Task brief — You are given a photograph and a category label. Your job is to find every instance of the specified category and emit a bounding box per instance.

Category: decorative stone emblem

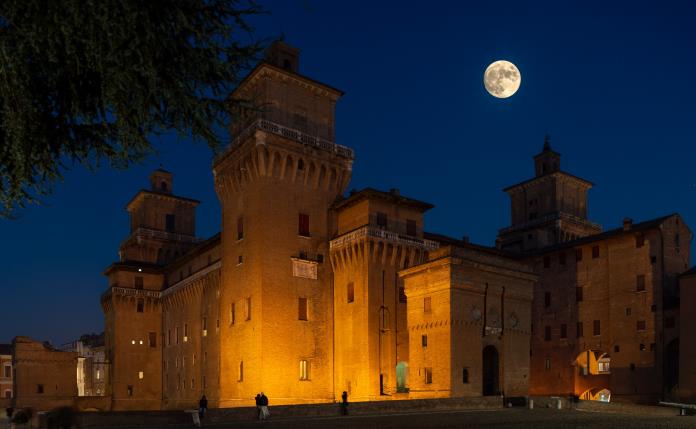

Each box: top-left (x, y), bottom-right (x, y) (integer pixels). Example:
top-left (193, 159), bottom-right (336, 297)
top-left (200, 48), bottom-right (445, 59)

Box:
top-left (471, 308), bottom-right (482, 321)
top-left (509, 313), bottom-right (519, 327)
top-left (292, 258), bottom-right (317, 279)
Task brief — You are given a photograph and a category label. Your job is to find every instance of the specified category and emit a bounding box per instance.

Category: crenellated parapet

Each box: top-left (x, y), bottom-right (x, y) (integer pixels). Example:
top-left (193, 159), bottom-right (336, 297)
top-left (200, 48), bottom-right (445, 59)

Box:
top-left (213, 120), bottom-right (353, 204)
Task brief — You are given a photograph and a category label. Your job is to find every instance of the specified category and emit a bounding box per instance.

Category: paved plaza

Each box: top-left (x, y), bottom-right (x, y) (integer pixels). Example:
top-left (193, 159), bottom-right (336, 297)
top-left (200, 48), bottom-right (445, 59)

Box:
top-left (81, 408), bottom-right (695, 429)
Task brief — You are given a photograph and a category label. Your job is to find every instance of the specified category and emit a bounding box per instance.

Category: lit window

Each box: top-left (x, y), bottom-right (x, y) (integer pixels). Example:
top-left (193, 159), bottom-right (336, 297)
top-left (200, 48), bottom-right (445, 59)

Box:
top-left (139, 340), bottom-right (143, 345)
top-left (131, 340), bottom-right (135, 345)
top-left (96, 370), bottom-right (101, 380)
top-left (598, 359), bottom-right (610, 373)
top-left (300, 360), bottom-right (310, 380)
top-left (138, 371), bottom-right (144, 380)
top-left (203, 317), bottom-right (207, 336)
top-left (545, 359), bottom-right (551, 370)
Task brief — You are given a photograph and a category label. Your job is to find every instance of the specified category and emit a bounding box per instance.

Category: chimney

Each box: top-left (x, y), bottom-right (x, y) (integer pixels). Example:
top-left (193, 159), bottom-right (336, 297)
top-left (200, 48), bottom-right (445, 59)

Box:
top-left (623, 217), bottom-right (633, 231)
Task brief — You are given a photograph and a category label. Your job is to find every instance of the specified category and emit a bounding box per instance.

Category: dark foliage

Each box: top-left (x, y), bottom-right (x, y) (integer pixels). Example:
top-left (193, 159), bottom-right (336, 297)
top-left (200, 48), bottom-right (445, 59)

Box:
top-left (0, 0), bottom-right (265, 216)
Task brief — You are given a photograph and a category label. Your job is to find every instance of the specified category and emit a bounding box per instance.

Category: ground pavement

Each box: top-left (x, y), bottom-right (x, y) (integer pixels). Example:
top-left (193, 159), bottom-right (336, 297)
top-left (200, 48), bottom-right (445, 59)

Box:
top-left (96, 408), bottom-right (696, 429)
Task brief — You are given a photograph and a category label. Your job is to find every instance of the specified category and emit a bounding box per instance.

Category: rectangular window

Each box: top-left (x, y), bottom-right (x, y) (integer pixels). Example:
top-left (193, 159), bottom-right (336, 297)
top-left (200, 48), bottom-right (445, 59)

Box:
top-left (614, 345), bottom-right (620, 353)
top-left (134, 276), bottom-right (144, 289)
top-left (238, 361), bottom-right (244, 382)
top-left (376, 212), bottom-right (388, 228)
top-left (577, 322), bottom-right (583, 338)
top-left (560, 324), bottom-right (567, 339)
top-left (398, 287), bottom-right (407, 303)
top-left (462, 368), bottom-right (469, 384)
top-left (127, 385), bottom-right (133, 396)
top-left (237, 216), bottom-right (244, 240)
top-left (543, 256), bottom-right (550, 268)
top-left (176, 327), bottom-right (180, 344)
top-left (37, 384), bottom-right (44, 394)
top-left (626, 308), bottom-right (632, 316)
top-left (4, 365), bottom-right (11, 378)
top-left (299, 360), bottom-right (310, 380)
top-left (592, 246), bottom-right (600, 258)
top-left (593, 320), bottom-right (601, 336)
top-left (165, 214), bottom-right (176, 232)
top-left (545, 359), bottom-right (551, 370)
top-left (421, 334), bottom-right (428, 347)
top-left (636, 274), bottom-right (646, 292)
top-left (168, 329), bottom-right (171, 345)
top-left (229, 302), bottom-right (236, 326)
top-left (202, 317), bottom-right (208, 336)
top-left (637, 320), bottom-right (646, 331)
top-left (675, 233), bottom-right (680, 248)
top-left (298, 297), bottom-right (308, 321)
top-left (184, 323), bottom-right (188, 342)
top-left (136, 298), bottom-right (144, 313)
top-left (636, 234), bottom-right (645, 248)
top-left (148, 332), bottom-right (157, 348)
top-left (639, 343), bottom-right (646, 351)
top-left (575, 248), bottom-right (583, 262)
top-left (544, 292), bottom-right (551, 308)
top-left (576, 287), bottom-right (583, 302)
top-left (424, 297), bottom-right (432, 313)
top-left (347, 282), bottom-right (355, 303)
top-left (298, 213), bottom-right (310, 237)
top-left (245, 297), bottom-right (252, 321)
top-left (559, 253), bottom-right (566, 266)
top-left (424, 367), bottom-right (433, 384)
top-left (406, 219), bottom-right (417, 236)
top-left (138, 371), bottom-right (144, 380)
top-left (544, 326), bottom-right (551, 341)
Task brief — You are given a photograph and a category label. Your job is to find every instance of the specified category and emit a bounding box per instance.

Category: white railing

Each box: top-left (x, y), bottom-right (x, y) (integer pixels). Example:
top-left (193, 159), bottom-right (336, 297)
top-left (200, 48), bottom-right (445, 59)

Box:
top-left (102, 287), bottom-right (161, 301)
top-left (131, 227), bottom-right (200, 243)
top-left (330, 225), bottom-right (439, 251)
top-left (214, 119), bottom-right (354, 163)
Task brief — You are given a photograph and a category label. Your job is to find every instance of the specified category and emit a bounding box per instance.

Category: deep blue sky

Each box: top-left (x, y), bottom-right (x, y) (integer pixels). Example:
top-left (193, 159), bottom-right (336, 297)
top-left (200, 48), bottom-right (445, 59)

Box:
top-left (2, 1), bottom-right (695, 345)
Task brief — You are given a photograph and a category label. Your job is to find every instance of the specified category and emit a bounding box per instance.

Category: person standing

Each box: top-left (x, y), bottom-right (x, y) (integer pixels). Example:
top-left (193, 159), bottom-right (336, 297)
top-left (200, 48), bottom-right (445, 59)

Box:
top-left (259, 392), bottom-right (270, 420)
top-left (341, 391), bottom-right (349, 416)
top-left (198, 395), bottom-right (208, 424)
top-left (255, 393), bottom-right (262, 420)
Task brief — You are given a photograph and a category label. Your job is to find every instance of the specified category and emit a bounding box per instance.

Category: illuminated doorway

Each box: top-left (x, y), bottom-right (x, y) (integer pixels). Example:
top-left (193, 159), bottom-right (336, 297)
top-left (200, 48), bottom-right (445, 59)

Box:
top-left (396, 361), bottom-right (409, 393)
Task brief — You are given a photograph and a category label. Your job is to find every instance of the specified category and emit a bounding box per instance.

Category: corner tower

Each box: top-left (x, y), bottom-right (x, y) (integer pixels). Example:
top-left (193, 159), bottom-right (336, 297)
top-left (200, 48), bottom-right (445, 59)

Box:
top-left (102, 170), bottom-right (200, 409)
top-left (213, 42), bottom-right (354, 406)
top-left (497, 137), bottom-right (602, 252)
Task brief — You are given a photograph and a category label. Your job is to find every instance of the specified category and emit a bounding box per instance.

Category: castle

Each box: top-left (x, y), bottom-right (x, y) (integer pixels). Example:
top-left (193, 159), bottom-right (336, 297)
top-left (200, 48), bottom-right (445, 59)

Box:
top-left (99, 42), bottom-right (694, 410)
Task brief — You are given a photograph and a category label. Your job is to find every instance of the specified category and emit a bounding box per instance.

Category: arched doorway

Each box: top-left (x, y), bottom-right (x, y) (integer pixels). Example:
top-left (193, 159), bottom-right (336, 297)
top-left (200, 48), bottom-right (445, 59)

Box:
top-left (396, 361), bottom-right (409, 393)
top-left (482, 345), bottom-right (499, 396)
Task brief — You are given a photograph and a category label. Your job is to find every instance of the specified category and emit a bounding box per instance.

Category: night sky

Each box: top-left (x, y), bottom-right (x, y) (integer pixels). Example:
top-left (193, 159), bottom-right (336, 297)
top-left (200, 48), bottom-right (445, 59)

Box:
top-left (2, 1), bottom-right (695, 345)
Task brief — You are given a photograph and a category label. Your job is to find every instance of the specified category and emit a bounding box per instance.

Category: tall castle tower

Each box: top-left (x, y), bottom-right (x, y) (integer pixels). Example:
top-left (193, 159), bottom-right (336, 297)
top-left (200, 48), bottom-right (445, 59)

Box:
top-left (497, 138), bottom-right (601, 252)
top-left (213, 42), bottom-right (354, 405)
top-left (102, 171), bottom-right (200, 409)
top-left (329, 189), bottom-right (436, 400)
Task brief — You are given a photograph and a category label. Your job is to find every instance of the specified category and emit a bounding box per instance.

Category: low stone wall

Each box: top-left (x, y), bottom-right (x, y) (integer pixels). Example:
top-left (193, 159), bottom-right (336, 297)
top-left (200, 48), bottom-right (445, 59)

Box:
top-left (75, 396), bottom-right (111, 412)
top-left (575, 399), bottom-right (683, 416)
top-left (76, 396), bottom-right (503, 427)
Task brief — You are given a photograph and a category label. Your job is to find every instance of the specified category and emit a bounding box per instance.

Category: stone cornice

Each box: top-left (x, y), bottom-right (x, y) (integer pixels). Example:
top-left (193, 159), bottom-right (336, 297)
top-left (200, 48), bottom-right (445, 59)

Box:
top-left (503, 171), bottom-right (593, 194)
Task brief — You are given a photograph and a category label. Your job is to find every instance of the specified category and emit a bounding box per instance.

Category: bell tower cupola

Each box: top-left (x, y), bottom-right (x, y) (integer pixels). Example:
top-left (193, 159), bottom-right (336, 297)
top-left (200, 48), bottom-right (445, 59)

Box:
top-left (534, 135), bottom-right (561, 176)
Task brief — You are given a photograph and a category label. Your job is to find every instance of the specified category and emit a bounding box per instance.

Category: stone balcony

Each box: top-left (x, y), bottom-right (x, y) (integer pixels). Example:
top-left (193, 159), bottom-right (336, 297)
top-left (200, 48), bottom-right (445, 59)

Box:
top-left (330, 225), bottom-right (439, 251)
top-left (214, 118), bottom-right (354, 164)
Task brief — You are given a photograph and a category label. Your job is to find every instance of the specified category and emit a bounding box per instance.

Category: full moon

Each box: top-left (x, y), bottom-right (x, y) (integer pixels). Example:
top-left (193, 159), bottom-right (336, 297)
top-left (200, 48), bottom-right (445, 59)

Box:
top-left (484, 60), bottom-right (521, 98)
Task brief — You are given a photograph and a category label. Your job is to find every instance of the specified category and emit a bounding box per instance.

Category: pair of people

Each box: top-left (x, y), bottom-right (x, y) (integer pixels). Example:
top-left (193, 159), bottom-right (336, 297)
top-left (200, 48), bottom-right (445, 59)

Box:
top-left (255, 392), bottom-right (270, 420)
